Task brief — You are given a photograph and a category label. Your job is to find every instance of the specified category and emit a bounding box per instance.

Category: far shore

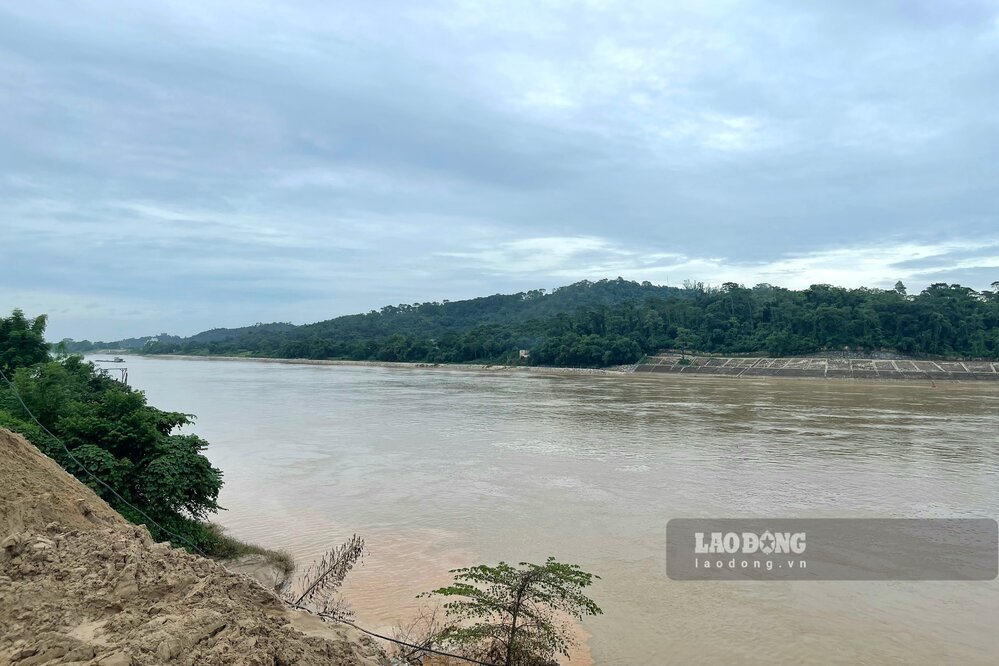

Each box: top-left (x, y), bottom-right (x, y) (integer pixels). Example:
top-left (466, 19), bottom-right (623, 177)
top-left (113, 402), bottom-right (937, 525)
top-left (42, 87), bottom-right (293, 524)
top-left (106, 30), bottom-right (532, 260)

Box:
top-left (132, 354), bottom-right (629, 376)
top-left (101, 353), bottom-right (999, 385)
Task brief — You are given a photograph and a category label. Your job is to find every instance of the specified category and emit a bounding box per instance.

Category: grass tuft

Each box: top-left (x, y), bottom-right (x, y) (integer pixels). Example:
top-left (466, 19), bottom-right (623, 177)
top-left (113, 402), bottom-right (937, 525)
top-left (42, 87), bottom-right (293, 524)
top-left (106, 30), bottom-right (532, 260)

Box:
top-left (202, 522), bottom-right (296, 578)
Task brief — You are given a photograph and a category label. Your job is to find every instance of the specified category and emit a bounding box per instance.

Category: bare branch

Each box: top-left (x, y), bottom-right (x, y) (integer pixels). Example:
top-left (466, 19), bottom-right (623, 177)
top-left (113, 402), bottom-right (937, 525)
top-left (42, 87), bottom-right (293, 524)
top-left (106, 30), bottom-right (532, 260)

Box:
top-left (283, 534), bottom-right (365, 621)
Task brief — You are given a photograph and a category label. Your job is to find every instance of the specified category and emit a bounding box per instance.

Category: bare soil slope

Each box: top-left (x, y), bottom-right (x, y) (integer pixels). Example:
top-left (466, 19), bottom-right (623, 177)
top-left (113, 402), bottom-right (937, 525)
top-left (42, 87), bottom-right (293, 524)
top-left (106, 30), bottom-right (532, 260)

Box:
top-left (0, 428), bottom-right (386, 666)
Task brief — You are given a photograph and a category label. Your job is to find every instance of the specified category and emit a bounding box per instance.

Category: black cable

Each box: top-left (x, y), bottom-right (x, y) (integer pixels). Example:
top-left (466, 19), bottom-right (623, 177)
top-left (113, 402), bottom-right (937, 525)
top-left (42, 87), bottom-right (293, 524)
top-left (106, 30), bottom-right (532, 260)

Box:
top-left (0, 366), bottom-right (209, 557)
top-left (338, 618), bottom-right (496, 666)
top-left (288, 604), bottom-right (496, 666)
top-left (2, 365), bottom-right (498, 665)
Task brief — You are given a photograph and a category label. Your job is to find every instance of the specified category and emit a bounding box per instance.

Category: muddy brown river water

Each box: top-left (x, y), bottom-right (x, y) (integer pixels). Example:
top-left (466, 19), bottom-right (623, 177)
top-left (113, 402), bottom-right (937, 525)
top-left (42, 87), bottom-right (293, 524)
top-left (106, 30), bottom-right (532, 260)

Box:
top-left (108, 355), bottom-right (999, 665)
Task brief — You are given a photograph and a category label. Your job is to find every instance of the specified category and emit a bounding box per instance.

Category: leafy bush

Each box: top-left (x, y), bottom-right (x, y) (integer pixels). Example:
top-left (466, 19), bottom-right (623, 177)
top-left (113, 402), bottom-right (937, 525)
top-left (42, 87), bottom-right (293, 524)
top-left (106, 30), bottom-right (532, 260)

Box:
top-left (0, 310), bottom-right (224, 555)
top-left (424, 558), bottom-right (602, 666)
top-left (0, 309), bottom-right (50, 373)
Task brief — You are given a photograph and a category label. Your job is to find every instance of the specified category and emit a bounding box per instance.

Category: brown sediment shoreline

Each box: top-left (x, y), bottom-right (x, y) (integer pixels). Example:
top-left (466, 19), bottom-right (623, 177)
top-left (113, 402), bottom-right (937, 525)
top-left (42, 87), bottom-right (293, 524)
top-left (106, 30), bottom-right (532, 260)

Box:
top-left (136, 353), bottom-right (999, 383)
top-left (140, 354), bottom-right (627, 376)
top-left (0, 427), bottom-right (386, 665)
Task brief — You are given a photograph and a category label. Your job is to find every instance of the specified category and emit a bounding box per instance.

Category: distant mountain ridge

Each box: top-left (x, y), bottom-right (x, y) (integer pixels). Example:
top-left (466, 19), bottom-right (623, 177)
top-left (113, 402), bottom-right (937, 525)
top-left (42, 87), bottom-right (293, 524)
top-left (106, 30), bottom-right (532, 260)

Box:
top-left (61, 279), bottom-right (681, 353)
top-left (60, 279), bottom-right (999, 367)
top-left (62, 322), bottom-right (298, 353)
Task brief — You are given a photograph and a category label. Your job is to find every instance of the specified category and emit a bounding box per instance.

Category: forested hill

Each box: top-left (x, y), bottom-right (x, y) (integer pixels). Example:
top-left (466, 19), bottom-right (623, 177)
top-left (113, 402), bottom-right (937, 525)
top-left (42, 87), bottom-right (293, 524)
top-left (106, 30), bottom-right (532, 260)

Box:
top-left (69, 278), bottom-right (999, 367)
top-left (65, 280), bottom-right (674, 353)
top-left (63, 322), bottom-right (297, 353)
top-left (64, 279), bottom-right (680, 354)
top-left (292, 278), bottom-right (682, 340)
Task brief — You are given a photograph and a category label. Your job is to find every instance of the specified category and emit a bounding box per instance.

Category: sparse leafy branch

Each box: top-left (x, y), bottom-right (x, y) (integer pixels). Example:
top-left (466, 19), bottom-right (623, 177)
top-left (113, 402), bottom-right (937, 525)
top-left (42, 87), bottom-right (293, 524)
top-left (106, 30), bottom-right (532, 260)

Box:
top-left (422, 557), bottom-right (602, 666)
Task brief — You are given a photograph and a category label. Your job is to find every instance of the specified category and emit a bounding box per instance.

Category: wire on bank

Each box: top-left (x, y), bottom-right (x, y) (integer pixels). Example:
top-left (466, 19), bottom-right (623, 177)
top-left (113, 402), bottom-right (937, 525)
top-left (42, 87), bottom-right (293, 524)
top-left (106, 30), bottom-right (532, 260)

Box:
top-left (0, 366), bottom-right (210, 557)
top-left (1, 366), bottom-right (498, 665)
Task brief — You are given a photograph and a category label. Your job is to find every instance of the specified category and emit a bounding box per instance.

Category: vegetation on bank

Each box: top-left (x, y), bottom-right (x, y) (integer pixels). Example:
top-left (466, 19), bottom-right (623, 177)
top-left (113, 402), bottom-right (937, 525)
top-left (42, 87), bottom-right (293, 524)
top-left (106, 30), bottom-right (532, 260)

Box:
top-left (203, 522), bottom-right (295, 578)
top-left (0, 309), bottom-right (236, 558)
top-left (425, 558), bottom-right (602, 666)
top-left (10, 309), bottom-right (610, 663)
top-left (72, 279), bottom-right (999, 367)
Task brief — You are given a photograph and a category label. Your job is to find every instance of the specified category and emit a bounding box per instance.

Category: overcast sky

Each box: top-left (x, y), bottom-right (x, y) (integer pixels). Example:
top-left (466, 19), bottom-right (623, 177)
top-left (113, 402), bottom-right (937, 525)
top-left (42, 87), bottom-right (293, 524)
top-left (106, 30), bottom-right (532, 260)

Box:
top-left (2, 1), bottom-right (998, 340)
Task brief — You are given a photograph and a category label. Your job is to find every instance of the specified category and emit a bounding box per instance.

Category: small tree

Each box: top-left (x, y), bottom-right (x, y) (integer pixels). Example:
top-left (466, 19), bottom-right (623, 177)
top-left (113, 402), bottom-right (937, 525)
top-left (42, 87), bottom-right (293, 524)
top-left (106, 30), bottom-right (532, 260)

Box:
top-left (0, 309), bottom-right (50, 374)
top-left (425, 558), bottom-right (601, 666)
top-left (675, 327), bottom-right (699, 361)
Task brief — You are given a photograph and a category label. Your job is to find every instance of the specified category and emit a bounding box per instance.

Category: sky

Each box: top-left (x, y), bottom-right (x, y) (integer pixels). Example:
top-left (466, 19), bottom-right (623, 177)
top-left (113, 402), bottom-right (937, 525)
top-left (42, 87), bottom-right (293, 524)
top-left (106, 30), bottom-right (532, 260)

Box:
top-left (2, 1), bottom-right (998, 341)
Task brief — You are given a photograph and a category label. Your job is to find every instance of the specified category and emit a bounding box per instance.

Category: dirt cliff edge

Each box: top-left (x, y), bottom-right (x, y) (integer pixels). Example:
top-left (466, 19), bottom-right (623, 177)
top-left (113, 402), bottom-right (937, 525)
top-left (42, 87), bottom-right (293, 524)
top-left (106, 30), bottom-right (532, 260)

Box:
top-left (0, 427), bottom-right (387, 666)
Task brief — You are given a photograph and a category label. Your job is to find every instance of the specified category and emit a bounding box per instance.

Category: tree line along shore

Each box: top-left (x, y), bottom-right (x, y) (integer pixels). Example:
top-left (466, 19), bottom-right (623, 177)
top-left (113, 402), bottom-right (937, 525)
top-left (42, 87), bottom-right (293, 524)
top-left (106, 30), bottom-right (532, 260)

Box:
top-left (101, 352), bottom-right (999, 383)
top-left (64, 279), bottom-right (999, 370)
top-left (3, 309), bottom-right (606, 665)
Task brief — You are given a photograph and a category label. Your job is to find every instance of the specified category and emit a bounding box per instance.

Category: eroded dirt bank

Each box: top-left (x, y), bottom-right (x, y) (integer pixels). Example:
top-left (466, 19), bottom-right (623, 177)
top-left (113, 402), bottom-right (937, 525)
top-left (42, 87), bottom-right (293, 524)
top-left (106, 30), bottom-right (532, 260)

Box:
top-left (0, 427), bottom-right (387, 666)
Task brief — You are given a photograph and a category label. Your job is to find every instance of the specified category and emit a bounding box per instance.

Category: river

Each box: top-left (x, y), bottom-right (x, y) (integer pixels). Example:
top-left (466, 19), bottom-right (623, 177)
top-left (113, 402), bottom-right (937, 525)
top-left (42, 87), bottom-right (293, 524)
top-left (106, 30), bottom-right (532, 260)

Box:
top-left (103, 355), bottom-right (999, 665)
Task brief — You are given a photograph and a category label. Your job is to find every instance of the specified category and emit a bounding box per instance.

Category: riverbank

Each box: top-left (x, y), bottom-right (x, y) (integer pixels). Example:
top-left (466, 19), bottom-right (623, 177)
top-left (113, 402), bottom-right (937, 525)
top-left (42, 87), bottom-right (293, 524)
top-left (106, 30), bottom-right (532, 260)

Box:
top-left (143, 354), bottom-right (633, 376)
top-left (116, 354), bottom-right (999, 664)
top-left (636, 354), bottom-right (999, 381)
top-left (0, 427), bottom-right (387, 665)
top-left (138, 353), bottom-right (999, 382)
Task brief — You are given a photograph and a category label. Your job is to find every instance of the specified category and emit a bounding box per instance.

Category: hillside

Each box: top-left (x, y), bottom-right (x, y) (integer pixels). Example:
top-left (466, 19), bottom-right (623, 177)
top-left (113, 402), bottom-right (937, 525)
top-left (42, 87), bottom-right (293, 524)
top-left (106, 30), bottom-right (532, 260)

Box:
top-left (62, 323), bottom-right (297, 354)
top-left (0, 427), bottom-right (386, 666)
top-left (65, 279), bottom-right (684, 355)
top-left (63, 279), bottom-right (999, 366)
top-left (61, 334), bottom-right (183, 353)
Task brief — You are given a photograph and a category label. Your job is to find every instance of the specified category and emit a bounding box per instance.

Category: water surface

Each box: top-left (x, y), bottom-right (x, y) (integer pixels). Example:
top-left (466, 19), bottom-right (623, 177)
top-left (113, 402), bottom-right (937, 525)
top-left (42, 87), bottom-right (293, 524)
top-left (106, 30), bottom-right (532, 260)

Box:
top-left (109, 356), bottom-right (999, 664)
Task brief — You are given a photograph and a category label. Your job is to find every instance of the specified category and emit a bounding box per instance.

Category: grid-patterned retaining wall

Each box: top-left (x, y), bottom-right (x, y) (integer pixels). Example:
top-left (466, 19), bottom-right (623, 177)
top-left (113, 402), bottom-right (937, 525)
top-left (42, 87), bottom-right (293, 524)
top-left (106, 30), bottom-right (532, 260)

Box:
top-left (633, 356), bottom-right (999, 381)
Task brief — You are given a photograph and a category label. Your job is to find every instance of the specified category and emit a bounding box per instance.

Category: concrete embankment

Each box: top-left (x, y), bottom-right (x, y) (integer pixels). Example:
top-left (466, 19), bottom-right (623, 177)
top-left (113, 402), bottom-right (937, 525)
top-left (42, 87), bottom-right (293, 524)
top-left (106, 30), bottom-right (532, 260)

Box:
top-left (634, 355), bottom-right (999, 381)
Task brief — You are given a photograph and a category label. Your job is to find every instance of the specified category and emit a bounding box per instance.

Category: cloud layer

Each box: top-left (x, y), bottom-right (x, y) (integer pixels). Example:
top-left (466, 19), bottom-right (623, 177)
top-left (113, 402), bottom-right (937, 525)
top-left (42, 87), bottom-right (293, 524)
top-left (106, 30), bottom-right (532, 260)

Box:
top-left (2, 1), bottom-right (997, 339)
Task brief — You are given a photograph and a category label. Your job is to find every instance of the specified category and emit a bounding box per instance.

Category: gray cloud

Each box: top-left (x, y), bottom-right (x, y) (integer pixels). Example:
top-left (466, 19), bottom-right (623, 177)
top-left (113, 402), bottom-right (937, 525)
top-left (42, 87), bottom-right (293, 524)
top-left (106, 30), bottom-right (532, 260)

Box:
top-left (1, 0), bottom-right (998, 339)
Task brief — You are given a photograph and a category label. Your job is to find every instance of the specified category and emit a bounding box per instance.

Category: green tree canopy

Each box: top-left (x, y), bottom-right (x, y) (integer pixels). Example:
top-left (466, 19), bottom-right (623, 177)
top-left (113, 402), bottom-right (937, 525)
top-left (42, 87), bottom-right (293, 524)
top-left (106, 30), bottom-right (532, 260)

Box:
top-left (0, 309), bottom-right (223, 553)
top-left (0, 308), bottom-right (50, 374)
top-left (118, 279), bottom-right (999, 366)
top-left (426, 557), bottom-right (602, 666)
